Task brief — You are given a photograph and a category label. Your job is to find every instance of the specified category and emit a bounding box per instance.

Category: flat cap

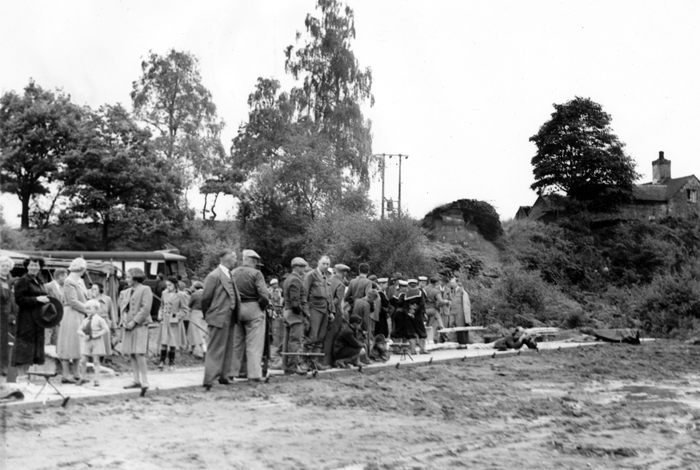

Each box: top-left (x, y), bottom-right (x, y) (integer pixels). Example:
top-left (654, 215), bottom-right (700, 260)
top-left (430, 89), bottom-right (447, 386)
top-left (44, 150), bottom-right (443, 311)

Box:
top-left (398, 280), bottom-right (409, 287)
top-left (407, 279), bottom-right (418, 285)
top-left (418, 276), bottom-right (428, 281)
top-left (391, 272), bottom-right (403, 280)
top-left (291, 257), bottom-right (308, 267)
top-left (270, 279), bottom-right (278, 285)
top-left (377, 277), bottom-right (389, 283)
top-left (334, 263), bottom-right (350, 272)
top-left (242, 249), bottom-right (261, 259)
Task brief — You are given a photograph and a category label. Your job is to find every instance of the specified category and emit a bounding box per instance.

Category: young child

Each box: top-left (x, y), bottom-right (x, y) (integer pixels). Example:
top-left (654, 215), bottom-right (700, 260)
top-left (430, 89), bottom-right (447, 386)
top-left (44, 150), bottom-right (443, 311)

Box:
top-left (77, 299), bottom-right (110, 386)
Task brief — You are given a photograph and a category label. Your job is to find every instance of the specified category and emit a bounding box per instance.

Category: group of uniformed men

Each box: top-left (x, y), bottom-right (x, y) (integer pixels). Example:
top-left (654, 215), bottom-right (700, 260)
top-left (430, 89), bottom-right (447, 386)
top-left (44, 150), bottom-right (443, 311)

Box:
top-left (200, 250), bottom-right (471, 387)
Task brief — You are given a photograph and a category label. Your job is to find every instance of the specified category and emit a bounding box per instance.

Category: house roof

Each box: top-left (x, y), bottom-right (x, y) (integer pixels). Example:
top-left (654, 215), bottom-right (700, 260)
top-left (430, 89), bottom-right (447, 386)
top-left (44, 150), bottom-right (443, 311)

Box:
top-left (635, 175), bottom-right (698, 202)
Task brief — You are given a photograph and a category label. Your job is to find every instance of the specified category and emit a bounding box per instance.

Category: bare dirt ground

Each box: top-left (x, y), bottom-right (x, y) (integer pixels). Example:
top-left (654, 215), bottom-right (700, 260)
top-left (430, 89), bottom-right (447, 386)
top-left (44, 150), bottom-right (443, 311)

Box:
top-left (3, 340), bottom-right (700, 470)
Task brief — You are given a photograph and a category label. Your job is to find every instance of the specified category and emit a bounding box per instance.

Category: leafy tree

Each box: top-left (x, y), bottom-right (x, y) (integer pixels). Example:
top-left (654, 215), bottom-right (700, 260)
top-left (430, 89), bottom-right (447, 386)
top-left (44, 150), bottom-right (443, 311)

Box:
top-left (285, 0), bottom-right (375, 182)
top-left (199, 166), bottom-right (244, 220)
top-left (423, 199), bottom-right (504, 242)
top-left (61, 104), bottom-right (182, 249)
top-left (131, 49), bottom-right (225, 192)
top-left (530, 97), bottom-right (639, 211)
top-left (0, 80), bottom-right (83, 228)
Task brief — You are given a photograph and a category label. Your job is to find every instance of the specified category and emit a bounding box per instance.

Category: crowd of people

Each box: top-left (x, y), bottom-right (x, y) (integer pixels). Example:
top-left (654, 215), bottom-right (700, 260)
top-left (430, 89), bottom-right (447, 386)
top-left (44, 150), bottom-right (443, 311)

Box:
top-left (0, 250), bottom-right (537, 394)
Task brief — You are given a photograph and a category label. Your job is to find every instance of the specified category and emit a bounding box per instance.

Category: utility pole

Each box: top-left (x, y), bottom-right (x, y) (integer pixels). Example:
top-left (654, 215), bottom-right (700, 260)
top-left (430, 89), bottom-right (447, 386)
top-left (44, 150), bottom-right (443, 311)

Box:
top-left (374, 153), bottom-right (408, 218)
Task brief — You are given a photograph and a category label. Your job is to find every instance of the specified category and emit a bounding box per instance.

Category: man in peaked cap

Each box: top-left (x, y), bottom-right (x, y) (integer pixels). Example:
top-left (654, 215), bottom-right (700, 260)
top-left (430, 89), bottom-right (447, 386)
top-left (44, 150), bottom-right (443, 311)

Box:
top-left (230, 249), bottom-right (270, 381)
top-left (303, 255), bottom-right (333, 369)
top-left (282, 257), bottom-right (309, 375)
top-left (374, 277), bottom-right (391, 338)
top-left (322, 263), bottom-right (350, 366)
top-left (407, 279), bottom-right (429, 354)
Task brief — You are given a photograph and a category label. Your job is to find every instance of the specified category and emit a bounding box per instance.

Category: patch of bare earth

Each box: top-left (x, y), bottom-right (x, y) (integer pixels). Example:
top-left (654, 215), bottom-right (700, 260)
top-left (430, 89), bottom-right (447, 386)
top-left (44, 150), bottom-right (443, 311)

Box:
top-left (3, 340), bottom-right (700, 469)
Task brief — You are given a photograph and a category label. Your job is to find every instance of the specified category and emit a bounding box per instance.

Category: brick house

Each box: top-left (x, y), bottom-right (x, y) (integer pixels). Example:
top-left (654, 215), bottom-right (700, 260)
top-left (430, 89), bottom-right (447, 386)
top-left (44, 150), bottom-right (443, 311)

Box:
top-left (517, 151), bottom-right (700, 221)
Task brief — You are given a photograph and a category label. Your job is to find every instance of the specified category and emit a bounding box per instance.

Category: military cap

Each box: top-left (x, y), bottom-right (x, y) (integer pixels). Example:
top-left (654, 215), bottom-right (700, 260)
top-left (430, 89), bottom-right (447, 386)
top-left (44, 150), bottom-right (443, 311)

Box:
top-left (398, 280), bottom-right (409, 287)
top-left (407, 279), bottom-right (418, 285)
top-left (334, 263), bottom-right (350, 272)
top-left (418, 276), bottom-right (428, 282)
top-left (377, 277), bottom-right (389, 283)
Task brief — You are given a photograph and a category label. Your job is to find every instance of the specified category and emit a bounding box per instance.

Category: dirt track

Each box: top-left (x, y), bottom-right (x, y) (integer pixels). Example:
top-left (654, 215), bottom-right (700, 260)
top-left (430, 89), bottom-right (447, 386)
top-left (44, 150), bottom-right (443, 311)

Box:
top-left (4, 340), bottom-right (700, 470)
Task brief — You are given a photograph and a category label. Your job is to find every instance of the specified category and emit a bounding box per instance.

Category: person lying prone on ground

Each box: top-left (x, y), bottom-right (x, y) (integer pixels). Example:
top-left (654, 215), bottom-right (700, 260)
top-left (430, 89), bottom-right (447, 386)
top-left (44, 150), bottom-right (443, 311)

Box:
top-left (470, 327), bottom-right (538, 351)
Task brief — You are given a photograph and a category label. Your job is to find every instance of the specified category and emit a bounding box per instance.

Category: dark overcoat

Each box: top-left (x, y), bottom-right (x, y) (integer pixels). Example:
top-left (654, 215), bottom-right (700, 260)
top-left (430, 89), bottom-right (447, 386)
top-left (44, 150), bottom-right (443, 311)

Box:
top-left (13, 274), bottom-right (47, 366)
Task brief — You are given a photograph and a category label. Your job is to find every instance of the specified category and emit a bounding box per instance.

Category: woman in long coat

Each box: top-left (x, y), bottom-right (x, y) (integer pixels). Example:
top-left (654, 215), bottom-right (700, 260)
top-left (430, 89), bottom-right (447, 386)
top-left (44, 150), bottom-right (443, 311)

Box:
top-left (156, 276), bottom-right (188, 370)
top-left (449, 278), bottom-right (472, 345)
top-left (186, 281), bottom-right (207, 356)
top-left (120, 267), bottom-right (153, 392)
top-left (0, 255), bottom-right (18, 378)
top-left (57, 258), bottom-right (89, 383)
top-left (13, 257), bottom-right (51, 376)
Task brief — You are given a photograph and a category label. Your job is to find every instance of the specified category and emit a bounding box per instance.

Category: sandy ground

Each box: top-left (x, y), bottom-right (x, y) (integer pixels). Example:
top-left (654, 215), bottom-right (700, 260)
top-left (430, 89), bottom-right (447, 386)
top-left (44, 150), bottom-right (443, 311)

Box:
top-left (2, 340), bottom-right (700, 470)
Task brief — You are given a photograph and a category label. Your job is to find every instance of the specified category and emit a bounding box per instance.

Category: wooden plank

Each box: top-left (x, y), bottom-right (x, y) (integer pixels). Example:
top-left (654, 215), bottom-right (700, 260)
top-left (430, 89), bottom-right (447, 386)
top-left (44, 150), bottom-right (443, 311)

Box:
top-left (439, 326), bottom-right (485, 333)
top-left (280, 352), bottom-right (325, 357)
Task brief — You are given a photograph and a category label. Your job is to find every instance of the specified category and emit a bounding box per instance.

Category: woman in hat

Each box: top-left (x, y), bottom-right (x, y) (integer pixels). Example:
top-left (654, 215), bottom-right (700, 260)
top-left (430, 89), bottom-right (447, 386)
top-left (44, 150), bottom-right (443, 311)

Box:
top-left (120, 267), bottom-right (153, 392)
top-left (155, 276), bottom-right (188, 370)
top-left (57, 257), bottom-right (89, 383)
top-left (0, 255), bottom-right (18, 377)
top-left (13, 256), bottom-right (51, 378)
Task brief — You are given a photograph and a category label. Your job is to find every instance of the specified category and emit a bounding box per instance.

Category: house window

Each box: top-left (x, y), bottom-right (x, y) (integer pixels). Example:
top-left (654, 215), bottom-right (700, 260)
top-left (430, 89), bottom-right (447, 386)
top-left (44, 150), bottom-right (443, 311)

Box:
top-left (688, 189), bottom-right (698, 204)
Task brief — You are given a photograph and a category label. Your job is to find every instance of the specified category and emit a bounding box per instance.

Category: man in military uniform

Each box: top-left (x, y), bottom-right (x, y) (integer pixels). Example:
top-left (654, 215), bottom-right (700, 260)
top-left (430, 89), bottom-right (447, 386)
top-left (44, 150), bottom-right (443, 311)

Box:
top-left (322, 263), bottom-right (350, 366)
top-left (282, 257), bottom-right (309, 375)
top-left (407, 279), bottom-right (429, 354)
top-left (303, 255), bottom-right (334, 369)
top-left (424, 276), bottom-right (447, 343)
top-left (231, 249), bottom-right (270, 381)
top-left (375, 277), bottom-right (390, 338)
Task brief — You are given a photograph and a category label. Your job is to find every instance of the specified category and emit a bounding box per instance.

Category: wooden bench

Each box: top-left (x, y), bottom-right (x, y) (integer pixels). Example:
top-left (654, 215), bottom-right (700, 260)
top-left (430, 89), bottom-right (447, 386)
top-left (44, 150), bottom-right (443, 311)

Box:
top-left (281, 352), bottom-right (325, 377)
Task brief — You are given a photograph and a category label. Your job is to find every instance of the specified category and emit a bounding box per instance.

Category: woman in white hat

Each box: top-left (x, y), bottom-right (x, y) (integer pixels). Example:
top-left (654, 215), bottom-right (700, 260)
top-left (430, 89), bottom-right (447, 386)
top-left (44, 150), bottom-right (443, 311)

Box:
top-left (56, 257), bottom-right (89, 383)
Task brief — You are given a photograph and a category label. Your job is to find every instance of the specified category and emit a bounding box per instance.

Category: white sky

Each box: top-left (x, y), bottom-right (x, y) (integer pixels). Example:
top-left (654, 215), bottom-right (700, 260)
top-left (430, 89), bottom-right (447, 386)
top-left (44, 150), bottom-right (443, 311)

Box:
top-left (2, 0), bottom-right (700, 228)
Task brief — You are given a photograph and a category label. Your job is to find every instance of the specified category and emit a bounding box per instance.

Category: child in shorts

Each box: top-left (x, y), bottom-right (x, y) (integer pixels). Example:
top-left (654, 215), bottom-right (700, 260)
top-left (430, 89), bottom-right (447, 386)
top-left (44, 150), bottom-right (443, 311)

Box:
top-left (77, 299), bottom-right (110, 386)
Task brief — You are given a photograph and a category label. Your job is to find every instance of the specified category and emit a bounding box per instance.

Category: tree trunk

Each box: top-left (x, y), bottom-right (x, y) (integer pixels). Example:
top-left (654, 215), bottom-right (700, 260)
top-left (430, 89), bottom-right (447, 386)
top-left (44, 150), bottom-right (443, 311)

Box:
top-left (102, 214), bottom-right (110, 251)
top-left (210, 193), bottom-right (219, 220)
top-left (202, 193), bottom-right (208, 220)
top-left (20, 195), bottom-right (30, 229)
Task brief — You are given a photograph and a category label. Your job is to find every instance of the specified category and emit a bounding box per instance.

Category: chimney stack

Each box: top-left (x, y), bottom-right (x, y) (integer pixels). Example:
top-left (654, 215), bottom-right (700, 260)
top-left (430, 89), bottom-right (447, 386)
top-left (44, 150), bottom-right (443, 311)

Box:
top-left (652, 151), bottom-right (671, 184)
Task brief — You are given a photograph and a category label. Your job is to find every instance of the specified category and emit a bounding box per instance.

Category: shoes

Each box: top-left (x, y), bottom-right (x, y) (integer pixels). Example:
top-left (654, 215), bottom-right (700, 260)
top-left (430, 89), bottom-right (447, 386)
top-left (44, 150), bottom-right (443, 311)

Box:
top-left (218, 378), bottom-right (232, 385)
top-left (158, 362), bottom-right (164, 371)
top-left (360, 356), bottom-right (371, 365)
top-left (140, 386), bottom-right (148, 397)
top-left (123, 382), bottom-right (142, 389)
top-left (76, 379), bottom-right (88, 386)
top-left (419, 350), bottom-right (431, 355)
top-left (61, 377), bottom-right (76, 384)
top-left (203, 383), bottom-right (212, 391)
top-left (314, 363), bottom-right (330, 371)
top-left (334, 361), bottom-right (349, 369)
top-left (94, 380), bottom-right (100, 387)
top-left (236, 374), bottom-right (248, 379)
top-left (248, 378), bottom-right (263, 383)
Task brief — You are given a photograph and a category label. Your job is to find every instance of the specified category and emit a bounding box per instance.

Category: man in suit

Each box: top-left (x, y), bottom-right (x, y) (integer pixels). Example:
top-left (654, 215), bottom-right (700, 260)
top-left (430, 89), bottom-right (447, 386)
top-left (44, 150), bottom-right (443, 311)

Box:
top-left (231, 249), bottom-right (269, 382)
top-left (344, 263), bottom-right (372, 311)
top-left (303, 255), bottom-right (333, 369)
top-left (201, 250), bottom-right (241, 389)
top-left (44, 268), bottom-right (67, 346)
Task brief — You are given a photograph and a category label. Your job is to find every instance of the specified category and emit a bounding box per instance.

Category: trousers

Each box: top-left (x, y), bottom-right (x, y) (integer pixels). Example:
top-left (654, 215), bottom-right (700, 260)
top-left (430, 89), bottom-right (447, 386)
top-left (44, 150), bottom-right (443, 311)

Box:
top-left (282, 309), bottom-right (304, 371)
top-left (203, 316), bottom-right (236, 385)
top-left (231, 302), bottom-right (265, 379)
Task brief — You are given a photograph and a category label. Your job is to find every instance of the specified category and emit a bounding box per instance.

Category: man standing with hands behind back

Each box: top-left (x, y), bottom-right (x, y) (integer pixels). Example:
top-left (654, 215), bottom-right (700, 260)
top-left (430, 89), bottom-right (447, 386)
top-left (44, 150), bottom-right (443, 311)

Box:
top-left (231, 250), bottom-right (270, 382)
top-left (201, 250), bottom-right (241, 390)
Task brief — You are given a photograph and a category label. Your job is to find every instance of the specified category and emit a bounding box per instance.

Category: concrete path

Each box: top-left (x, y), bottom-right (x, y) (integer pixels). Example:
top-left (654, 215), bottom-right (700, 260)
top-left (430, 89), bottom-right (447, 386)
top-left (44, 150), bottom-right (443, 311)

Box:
top-left (0, 340), bottom-right (611, 410)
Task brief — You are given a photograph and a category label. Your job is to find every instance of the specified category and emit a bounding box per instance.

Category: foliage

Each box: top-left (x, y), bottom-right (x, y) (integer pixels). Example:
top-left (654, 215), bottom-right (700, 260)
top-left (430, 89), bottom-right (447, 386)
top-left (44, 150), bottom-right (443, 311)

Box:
top-left (60, 104), bottom-right (183, 249)
top-left (285, 0), bottom-right (375, 182)
top-left (131, 49), bottom-right (225, 190)
top-left (530, 96), bottom-right (639, 212)
top-left (0, 80), bottom-right (84, 228)
top-left (303, 213), bottom-right (438, 278)
top-left (423, 199), bottom-right (503, 242)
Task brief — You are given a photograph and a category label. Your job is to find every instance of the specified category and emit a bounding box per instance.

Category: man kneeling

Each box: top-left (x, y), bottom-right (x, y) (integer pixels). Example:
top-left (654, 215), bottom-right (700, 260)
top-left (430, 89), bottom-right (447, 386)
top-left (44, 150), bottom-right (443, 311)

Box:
top-left (333, 315), bottom-right (366, 368)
